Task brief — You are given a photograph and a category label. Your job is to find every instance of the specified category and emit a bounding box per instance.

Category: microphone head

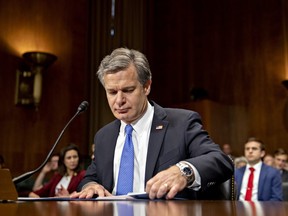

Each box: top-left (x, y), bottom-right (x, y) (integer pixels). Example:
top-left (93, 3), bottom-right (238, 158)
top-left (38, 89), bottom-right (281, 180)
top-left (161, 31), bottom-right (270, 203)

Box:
top-left (78, 101), bottom-right (89, 113)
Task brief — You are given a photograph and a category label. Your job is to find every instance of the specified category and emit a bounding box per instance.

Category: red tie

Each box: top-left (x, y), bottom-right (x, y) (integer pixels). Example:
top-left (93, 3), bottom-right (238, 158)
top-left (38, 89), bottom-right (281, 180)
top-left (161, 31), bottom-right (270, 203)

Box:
top-left (245, 167), bottom-right (255, 201)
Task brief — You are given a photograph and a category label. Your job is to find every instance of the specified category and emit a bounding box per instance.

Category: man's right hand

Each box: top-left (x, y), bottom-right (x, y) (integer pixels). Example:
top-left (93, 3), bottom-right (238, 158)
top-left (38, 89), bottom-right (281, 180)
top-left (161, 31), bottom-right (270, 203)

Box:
top-left (70, 183), bottom-right (112, 199)
top-left (41, 163), bottom-right (52, 174)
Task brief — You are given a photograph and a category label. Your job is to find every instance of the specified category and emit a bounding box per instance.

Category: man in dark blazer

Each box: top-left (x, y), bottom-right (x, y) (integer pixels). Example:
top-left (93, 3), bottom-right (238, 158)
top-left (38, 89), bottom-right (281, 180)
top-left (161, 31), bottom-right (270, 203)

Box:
top-left (235, 138), bottom-right (282, 201)
top-left (273, 148), bottom-right (288, 183)
top-left (273, 148), bottom-right (288, 201)
top-left (71, 48), bottom-right (234, 200)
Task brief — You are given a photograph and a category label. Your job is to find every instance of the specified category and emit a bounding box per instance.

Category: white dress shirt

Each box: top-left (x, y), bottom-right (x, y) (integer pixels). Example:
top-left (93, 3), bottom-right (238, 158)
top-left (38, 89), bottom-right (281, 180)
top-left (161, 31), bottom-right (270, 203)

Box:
top-left (112, 102), bottom-right (201, 195)
top-left (113, 102), bottom-right (154, 194)
top-left (55, 175), bottom-right (71, 194)
top-left (239, 161), bottom-right (262, 201)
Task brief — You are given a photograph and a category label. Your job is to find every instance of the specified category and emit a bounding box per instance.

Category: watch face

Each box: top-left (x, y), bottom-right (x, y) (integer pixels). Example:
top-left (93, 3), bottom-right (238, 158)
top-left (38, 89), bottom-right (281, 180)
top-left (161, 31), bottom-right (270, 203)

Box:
top-left (183, 167), bottom-right (192, 175)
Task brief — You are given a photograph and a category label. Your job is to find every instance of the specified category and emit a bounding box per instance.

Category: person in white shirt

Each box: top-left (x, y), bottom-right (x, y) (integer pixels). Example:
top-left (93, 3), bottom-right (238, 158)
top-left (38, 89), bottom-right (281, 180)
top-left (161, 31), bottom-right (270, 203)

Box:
top-left (71, 47), bottom-right (233, 200)
top-left (235, 137), bottom-right (282, 201)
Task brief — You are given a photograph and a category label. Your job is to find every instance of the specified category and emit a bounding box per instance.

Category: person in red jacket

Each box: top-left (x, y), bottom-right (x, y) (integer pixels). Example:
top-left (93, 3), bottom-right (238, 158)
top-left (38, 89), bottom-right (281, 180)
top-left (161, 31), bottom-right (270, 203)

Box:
top-left (29, 143), bottom-right (85, 197)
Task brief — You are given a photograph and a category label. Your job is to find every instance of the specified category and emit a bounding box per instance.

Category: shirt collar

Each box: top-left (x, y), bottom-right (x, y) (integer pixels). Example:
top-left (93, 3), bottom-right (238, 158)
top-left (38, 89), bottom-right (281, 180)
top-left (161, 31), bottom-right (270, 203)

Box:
top-left (246, 161), bottom-right (262, 171)
top-left (120, 101), bottom-right (154, 135)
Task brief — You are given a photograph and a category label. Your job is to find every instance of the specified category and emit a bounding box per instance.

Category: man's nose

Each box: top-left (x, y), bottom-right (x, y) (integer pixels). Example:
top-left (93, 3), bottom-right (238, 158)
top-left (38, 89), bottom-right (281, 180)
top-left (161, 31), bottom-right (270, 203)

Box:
top-left (116, 92), bottom-right (125, 104)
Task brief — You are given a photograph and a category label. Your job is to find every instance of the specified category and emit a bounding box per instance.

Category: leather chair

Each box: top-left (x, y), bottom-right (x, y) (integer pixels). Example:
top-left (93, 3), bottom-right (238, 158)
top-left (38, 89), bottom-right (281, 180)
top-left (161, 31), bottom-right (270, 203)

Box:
top-left (282, 182), bottom-right (288, 201)
top-left (198, 176), bottom-right (236, 200)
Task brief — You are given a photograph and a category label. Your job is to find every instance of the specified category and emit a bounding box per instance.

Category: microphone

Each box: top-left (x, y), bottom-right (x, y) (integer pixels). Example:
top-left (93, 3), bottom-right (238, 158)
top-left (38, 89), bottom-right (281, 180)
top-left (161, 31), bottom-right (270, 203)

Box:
top-left (12, 101), bottom-right (89, 185)
top-left (78, 101), bottom-right (89, 113)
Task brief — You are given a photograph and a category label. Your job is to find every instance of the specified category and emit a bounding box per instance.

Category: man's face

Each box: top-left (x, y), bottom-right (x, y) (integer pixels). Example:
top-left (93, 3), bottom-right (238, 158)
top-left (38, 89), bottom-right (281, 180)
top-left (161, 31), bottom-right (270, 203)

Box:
top-left (274, 154), bottom-right (288, 170)
top-left (244, 141), bottom-right (265, 165)
top-left (50, 155), bottom-right (59, 171)
top-left (263, 155), bottom-right (274, 166)
top-left (222, 144), bottom-right (231, 155)
top-left (103, 64), bottom-right (151, 124)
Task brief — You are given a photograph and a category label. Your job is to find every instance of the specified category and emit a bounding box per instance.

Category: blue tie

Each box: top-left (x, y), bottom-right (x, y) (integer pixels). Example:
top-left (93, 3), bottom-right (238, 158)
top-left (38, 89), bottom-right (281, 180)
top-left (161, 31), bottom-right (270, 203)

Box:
top-left (117, 203), bottom-right (134, 216)
top-left (116, 124), bottom-right (134, 195)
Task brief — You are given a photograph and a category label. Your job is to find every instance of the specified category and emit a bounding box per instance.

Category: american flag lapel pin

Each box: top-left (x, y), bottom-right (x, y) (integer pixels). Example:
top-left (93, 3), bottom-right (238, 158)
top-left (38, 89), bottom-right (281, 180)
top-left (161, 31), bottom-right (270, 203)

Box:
top-left (156, 125), bottom-right (163, 130)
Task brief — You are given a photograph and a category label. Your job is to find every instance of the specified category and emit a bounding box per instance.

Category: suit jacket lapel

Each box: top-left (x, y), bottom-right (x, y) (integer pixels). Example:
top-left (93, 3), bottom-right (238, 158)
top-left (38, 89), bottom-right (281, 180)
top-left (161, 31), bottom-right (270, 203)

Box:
top-left (102, 120), bottom-right (120, 190)
top-left (258, 164), bottom-right (266, 199)
top-left (145, 103), bottom-right (168, 183)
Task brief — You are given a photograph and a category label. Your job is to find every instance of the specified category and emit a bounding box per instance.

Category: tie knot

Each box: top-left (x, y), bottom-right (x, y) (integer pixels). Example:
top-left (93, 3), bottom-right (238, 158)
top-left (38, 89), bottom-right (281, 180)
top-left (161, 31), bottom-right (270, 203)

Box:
top-left (125, 124), bottom-right (133, 135)
top-left (249, 167), bottom-right (255, 172)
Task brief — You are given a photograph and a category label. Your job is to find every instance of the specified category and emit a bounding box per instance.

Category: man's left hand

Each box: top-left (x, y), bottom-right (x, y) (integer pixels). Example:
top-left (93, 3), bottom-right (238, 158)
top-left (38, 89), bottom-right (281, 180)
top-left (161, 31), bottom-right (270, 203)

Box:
top-left (145, 165), bottom-right (188, 199)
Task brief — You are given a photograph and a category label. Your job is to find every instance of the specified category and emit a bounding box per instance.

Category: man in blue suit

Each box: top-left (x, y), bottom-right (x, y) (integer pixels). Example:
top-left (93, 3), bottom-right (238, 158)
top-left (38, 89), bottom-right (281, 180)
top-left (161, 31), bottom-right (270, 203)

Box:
top-left (71, 48), bottom-right (234, 200)
top-left (235, 137), bottom-right (282, 201)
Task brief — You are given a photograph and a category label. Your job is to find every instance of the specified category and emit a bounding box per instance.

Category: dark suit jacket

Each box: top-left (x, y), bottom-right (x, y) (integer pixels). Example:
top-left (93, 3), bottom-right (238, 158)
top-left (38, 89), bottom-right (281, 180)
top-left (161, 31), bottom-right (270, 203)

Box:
top-left (79, 101), bottom-right (234, 199)
top-left (282, 170), bottom-right (288, 182)
top-left (235, 163), bottom-right (283, 201)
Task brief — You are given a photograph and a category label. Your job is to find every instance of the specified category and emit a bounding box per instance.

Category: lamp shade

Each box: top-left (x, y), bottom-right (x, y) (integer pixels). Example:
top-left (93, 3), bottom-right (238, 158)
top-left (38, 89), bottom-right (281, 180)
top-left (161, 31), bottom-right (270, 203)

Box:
top-left (22, 51), bottom-right (57, 68)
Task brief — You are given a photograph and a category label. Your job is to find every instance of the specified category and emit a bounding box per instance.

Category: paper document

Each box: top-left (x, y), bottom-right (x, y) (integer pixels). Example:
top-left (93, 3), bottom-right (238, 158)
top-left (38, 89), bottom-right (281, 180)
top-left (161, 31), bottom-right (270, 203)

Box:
top-left (17, 192), bottom-right (150, 202)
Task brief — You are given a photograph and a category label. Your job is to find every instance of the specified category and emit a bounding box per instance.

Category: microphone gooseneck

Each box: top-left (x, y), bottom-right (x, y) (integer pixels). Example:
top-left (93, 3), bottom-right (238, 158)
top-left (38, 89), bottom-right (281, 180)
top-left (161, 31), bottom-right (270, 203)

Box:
top-left (12, 101), bottom-right (89, 185)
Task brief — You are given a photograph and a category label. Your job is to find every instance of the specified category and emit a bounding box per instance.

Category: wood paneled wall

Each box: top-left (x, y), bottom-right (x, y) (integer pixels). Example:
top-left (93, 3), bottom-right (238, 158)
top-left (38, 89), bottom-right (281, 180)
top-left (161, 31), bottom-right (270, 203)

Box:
top-left (147, 0), bottom-right (288, 156)
top-left (0, 0), bottom-right (90, 176)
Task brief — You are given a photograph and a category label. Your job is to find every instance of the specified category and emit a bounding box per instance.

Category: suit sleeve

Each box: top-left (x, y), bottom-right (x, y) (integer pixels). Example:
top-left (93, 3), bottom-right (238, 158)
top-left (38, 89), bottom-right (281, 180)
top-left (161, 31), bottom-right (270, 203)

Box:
top-left (270, 170), bottom-right (283, 201)
top-left (183, 112), bottom-right (234, 190)
top-left (77, 160), bottom-right (98, 191)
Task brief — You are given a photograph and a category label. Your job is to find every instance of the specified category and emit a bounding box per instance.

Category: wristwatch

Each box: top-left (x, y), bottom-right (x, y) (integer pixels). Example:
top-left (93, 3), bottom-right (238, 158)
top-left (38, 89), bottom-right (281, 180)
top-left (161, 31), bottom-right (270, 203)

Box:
top-left (176, 161), bottom-right (195, 186)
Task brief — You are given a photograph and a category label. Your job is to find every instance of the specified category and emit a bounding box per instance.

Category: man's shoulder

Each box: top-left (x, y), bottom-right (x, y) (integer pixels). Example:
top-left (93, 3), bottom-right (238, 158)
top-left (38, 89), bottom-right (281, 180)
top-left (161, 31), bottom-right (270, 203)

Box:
top-left (235, 166), bottom-right (246, 175)
top-left (151, 101), bottom-right (197, 115)
top-left (97, 120), bottom-right (120, 133)
top-left (261, 163), bottom-right (281, 175)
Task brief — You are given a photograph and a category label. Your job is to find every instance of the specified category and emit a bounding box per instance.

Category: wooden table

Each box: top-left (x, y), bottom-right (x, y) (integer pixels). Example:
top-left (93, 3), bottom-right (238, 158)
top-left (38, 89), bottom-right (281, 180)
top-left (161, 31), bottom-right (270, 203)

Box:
top-left (1, 200), bottom-right (288, 216)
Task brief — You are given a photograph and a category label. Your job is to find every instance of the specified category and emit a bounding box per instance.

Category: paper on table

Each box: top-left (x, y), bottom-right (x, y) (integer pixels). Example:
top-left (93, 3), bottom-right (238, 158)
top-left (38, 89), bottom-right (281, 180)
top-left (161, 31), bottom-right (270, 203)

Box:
top-left (17, 192), bottom-right (150, 202)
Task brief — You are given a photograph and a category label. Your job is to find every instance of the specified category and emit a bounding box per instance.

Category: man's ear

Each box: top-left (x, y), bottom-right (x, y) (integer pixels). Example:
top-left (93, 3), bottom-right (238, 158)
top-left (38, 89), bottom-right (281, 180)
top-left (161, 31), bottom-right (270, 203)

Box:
top-left (261, 150), bottom-right (266, 158)
top-left (144, 80), bottom-right (152, 95)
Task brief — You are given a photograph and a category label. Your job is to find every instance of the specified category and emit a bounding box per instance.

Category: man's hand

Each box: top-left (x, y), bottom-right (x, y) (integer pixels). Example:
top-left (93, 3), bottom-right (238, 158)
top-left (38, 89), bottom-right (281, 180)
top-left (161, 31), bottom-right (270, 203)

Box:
top-left (145, 165), bottom-right (188, 199)
top-left (41, 162), bottom-right (52, 174)
top-left (70, 183), bottom-right (112, 199)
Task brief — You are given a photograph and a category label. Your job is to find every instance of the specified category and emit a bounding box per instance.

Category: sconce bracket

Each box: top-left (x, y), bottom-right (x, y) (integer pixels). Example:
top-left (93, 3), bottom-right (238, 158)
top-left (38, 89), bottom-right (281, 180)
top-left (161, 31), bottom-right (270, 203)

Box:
top-left (14, 70), bottom-right (35, 106)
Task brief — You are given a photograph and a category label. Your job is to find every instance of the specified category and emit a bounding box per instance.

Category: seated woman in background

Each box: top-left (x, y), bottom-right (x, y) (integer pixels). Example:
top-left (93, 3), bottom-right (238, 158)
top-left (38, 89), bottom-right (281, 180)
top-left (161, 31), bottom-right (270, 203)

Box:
top-left (29, 143), bottom-right (85, 197)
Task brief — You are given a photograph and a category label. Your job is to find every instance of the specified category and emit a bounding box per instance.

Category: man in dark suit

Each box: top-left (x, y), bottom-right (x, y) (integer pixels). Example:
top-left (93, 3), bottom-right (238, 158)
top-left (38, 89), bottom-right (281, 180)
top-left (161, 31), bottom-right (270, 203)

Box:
top-left (71, 48), bottom-right (234, 200)
top-left (273, 148), bottom-right (288, 182)
top-left (273, 148), bottom-right (288, 201)
top-left (235, 137), bottom-right (282, 201)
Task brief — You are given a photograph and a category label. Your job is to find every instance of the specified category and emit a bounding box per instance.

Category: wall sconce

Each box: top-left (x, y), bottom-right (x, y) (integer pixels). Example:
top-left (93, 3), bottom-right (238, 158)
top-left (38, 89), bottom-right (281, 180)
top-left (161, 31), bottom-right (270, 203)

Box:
top-left (283, 80), bottom-right (288, 89)
top-left (15, 51), bottom-right (57, 107)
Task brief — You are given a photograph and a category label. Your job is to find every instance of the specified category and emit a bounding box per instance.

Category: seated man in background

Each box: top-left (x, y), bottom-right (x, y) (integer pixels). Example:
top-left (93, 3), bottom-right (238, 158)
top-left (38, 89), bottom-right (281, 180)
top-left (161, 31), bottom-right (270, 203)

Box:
top-left (235, 137), bottom-right (282, 201)
top-left (263, 153), bottom-right (274, 167)
top-left (273, 148), bottom-right (288, 183)
top-left (32, 153), bottom-right (60, 191)
top-left (71, 47), bottom-right (234, 200)
top-left (222, 143), bottom-right (236, 160)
